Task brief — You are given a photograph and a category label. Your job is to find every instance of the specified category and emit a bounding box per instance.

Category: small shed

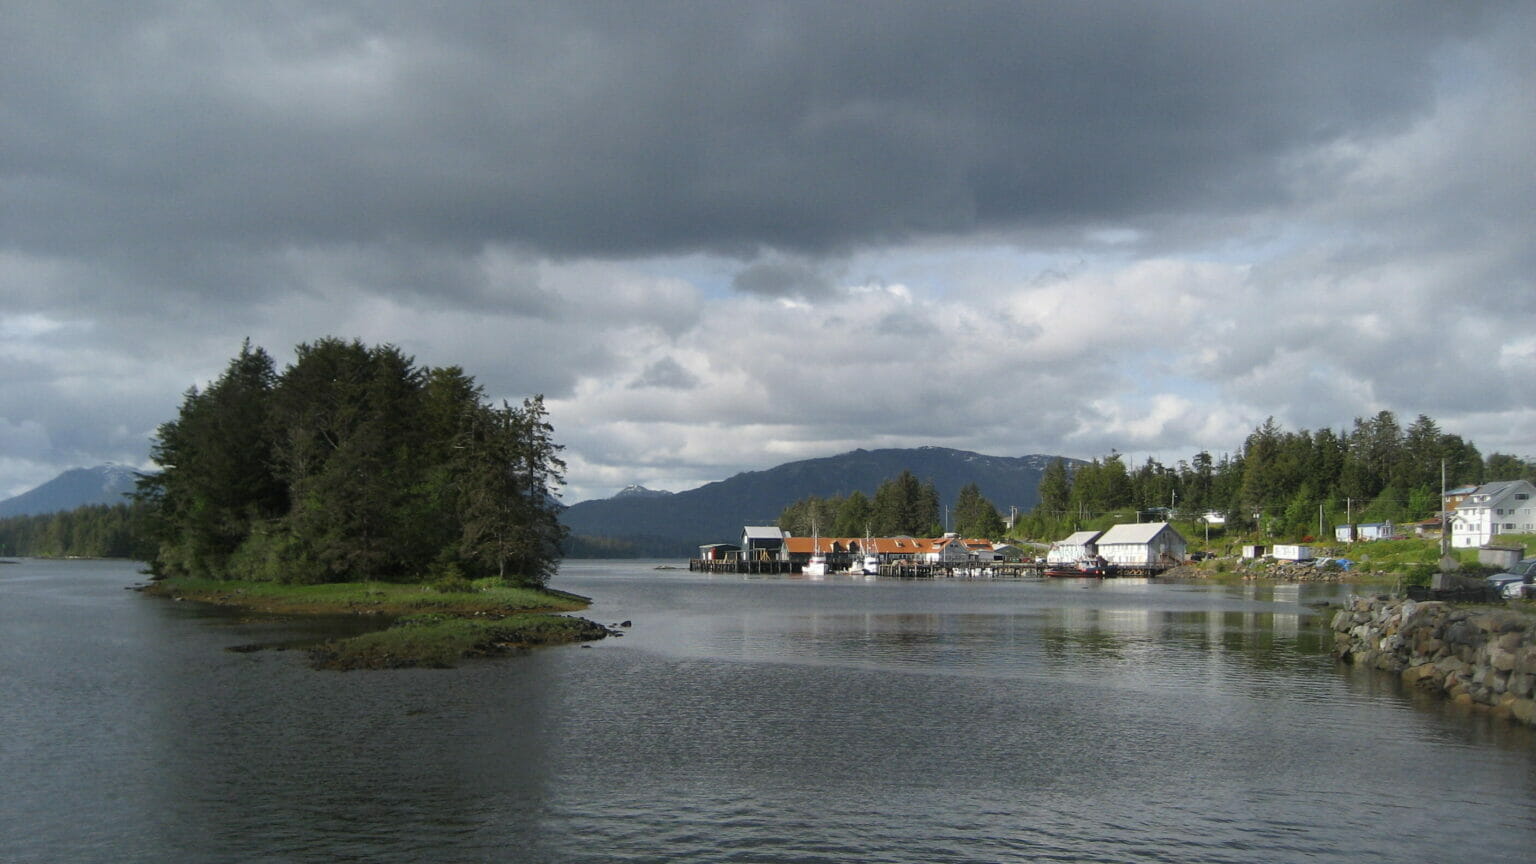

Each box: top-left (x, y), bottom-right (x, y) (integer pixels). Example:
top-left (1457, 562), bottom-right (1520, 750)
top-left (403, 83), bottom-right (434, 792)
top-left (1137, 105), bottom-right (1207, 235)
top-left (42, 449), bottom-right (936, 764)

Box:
top-left (697, 543), bottom-right (741, 561)
top-left (1272, 544), bottom-right (1312, 561)
top-left (742, 526), bottom-right (786, 561)
top-left (1096, 522), bottom-right (1188, 567)
top-left (1046, 530), bottom-right (1104, 565)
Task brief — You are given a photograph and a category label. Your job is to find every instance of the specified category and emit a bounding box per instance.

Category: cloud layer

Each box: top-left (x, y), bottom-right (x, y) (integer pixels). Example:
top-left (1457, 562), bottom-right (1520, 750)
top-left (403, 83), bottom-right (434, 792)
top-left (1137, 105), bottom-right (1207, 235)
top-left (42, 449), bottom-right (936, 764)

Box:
top-left (2, 1), bottom-right (1532, 501)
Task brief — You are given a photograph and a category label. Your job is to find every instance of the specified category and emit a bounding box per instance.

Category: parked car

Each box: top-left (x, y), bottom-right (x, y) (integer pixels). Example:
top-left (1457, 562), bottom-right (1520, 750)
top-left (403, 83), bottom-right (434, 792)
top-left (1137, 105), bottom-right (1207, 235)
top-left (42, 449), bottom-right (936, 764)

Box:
top-left (1488, 558), bottom-right (1536, 599)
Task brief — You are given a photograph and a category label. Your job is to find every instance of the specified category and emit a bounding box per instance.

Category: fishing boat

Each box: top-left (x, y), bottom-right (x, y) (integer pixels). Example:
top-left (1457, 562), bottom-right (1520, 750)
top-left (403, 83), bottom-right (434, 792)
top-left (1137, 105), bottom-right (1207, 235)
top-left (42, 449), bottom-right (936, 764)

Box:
top-left (802, 522), bottom-right (828, 577)
top-left (802, 550), bottom-right (828, 577)
top-left (843, 531), bottom-right (879, 576)
top-left (1043, 558), bottom-right (1114, 578)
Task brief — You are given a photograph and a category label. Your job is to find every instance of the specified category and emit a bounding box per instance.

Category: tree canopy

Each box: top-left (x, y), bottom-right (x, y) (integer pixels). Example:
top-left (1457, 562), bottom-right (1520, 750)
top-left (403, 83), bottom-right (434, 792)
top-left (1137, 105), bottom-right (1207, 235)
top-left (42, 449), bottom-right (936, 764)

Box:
top-left (139, 338), bottom-right (566, 586)
top-left (779, 471), bottom-right (952, 538)
top-left (1019, 410), bottom-right (1527, 541)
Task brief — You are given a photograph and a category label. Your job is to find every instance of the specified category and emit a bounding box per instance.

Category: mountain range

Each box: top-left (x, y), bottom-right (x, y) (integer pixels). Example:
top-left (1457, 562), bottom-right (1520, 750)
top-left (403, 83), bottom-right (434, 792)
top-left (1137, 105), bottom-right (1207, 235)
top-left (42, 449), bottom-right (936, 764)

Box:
top-left (560, 446), bottom-right (1077, 557)
top-left (1, 448), bottom-right (1074, 559)
top-left (0, 465), bottom-right (141, 518)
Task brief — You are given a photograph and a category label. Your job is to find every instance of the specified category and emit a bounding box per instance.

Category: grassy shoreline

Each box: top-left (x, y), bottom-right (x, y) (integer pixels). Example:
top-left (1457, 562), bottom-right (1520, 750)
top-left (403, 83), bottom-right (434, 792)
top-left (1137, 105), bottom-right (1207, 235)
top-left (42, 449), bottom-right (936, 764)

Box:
top-left (144, 576), bottom-right (610, 669)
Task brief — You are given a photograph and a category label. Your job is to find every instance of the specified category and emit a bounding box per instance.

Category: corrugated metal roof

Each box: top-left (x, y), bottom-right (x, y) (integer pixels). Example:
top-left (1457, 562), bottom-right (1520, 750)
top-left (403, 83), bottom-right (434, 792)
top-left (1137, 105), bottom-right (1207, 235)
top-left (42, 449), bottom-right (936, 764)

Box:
top-left (743, 526), bottom-right (785, 540)
top-left (1098, 522), bottom-right (1183, 545)
top-left (1055, 530), bottom-right (1103, 546)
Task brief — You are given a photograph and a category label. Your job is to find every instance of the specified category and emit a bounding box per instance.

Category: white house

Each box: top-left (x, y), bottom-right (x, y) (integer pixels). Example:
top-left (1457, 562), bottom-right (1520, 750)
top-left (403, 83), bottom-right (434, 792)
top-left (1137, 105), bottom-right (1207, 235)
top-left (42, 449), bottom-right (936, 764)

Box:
top-left (1046, 530), bottom-right (1103, 564)
top-left (1095, 522), bottom-right (1188, 567)
top-left (1448, 480), bottom-right (1536, 548)
top-left (1334, 521), bottom-right (1394, 543)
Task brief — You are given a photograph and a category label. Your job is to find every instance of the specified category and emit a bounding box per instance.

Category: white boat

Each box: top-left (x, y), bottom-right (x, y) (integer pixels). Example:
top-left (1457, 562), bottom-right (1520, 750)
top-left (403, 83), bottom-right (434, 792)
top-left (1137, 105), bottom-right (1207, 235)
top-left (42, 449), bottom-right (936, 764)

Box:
top-left (802, 521), bottom-right (828, 577)
top-left (802, 552), bottom-right (828, 578)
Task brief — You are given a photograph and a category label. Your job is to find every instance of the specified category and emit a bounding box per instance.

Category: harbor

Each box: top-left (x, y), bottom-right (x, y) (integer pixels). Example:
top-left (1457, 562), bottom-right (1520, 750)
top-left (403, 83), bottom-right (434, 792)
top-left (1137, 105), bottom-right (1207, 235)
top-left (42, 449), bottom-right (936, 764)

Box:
top-left (687, 558), bottom-right (1177, 579)
top-left (694, 521), bottom-right (1189, 579)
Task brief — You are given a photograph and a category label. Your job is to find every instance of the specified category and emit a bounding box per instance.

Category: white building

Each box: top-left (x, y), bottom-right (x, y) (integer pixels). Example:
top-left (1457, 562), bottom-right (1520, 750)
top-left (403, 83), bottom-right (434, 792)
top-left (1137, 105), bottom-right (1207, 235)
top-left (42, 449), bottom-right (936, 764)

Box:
top-left (1449, 480), bottom-right (1536, 548)
top-left (1334, 521), bottom-right (1394, 543)
top-left (1046, 530), bottom-right (1103, 564)
top-left (1095, 522), bottom-right (1188, 567)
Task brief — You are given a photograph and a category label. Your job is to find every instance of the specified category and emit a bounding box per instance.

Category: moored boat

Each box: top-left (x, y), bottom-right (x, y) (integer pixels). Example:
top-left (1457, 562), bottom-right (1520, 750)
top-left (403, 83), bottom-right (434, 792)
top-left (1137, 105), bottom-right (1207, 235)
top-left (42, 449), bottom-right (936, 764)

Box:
top-left (1044, 558), bottom-right (1115, 578)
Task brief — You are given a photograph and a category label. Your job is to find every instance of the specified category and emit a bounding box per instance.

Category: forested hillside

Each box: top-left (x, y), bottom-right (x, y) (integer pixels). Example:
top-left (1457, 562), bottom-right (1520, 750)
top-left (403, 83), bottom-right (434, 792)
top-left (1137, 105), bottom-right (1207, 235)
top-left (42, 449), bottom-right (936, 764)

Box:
top-left (0, 502), bottom-right (155, 559)
top-left (1020, 411), bottom-right (1535, 540)
top-left (561, 447), bottom-right (1066, 556)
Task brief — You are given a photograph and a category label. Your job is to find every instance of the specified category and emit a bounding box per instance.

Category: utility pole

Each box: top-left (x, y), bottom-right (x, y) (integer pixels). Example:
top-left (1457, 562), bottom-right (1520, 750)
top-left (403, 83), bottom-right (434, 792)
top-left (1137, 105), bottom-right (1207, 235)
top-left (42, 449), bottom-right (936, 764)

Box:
top-left (1440, 458), bottom-right (1451, 562)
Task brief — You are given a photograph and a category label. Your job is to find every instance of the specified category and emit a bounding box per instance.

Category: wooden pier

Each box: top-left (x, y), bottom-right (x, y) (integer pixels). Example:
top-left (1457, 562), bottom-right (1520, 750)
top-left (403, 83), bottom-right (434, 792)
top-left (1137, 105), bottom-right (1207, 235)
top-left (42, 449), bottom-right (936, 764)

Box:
top-left (877, 561), bottom-right (1047, 579)
top-left (689, 559), bottom-right (1052, 578)
top-left (689, 559), bottom-right (796, 575)
top-left (688, 559), bottom-right (1175, 579)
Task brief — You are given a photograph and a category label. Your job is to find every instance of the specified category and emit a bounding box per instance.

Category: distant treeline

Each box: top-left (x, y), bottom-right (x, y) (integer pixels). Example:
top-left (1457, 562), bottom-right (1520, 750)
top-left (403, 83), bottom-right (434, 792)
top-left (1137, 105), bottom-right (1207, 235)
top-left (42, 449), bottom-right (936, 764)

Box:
top-left (0, 502), bottom-right (156, 559)
top-left (777, 472), bottom-right (1007, 539)
top-left (1020, 411), bottom-right (1535, 540)
top-left (564, 533), bottom-right (695, 558)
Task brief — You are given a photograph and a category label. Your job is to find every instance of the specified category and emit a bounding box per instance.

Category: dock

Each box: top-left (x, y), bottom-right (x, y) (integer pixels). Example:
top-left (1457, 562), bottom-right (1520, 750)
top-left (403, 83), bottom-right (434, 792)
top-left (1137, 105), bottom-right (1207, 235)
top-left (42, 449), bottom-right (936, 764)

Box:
top-left (689, 559), bottom-right (1175, 578)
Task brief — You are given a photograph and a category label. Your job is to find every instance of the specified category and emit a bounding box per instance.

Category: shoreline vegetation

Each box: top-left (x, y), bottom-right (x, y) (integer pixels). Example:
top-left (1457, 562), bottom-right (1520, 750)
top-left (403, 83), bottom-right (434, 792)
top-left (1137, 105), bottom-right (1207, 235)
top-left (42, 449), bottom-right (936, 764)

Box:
top-left (121, 337), bottom-right (592, 669)
top-left (142, 576), bottom-right (611, 670)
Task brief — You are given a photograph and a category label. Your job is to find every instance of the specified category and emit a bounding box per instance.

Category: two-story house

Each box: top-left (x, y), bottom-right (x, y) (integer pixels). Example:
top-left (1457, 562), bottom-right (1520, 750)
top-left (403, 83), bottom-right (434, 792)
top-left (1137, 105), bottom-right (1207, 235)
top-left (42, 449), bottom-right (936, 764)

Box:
top-left (1449, 480), bottom-right (1536, 548)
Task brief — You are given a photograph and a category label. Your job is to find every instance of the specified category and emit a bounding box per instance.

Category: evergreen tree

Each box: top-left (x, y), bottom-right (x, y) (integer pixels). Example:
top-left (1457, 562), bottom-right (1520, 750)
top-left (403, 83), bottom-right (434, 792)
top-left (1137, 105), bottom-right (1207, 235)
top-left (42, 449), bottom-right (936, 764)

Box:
top-left (832, 490), bottom-right (873, 537)
top-left (141, 339), bottom-right (567, 585)
top-left (953, 483), bottom-right (1004, 538)
top-left (457, 397), bottom-right (567, 586)
top-left (1037, 458), bottom-right (1071, 517)
top-left (139, 340), bottom-right (283, 577)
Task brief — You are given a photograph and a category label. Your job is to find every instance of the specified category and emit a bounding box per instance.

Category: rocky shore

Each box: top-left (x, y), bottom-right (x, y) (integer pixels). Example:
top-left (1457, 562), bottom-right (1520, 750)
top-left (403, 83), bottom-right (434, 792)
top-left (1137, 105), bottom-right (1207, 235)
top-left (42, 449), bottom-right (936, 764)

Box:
top-left (1161, 560), bottom-right (1388, 583)
top-left (1332, 595), bottom-right (1536, 726)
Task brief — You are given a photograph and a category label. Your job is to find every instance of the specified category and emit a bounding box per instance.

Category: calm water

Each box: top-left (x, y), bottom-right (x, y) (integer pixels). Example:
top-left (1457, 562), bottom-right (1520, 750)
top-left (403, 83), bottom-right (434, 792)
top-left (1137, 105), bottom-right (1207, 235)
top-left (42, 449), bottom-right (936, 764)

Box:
top-left (3, 558), bottom-right (1535, 863)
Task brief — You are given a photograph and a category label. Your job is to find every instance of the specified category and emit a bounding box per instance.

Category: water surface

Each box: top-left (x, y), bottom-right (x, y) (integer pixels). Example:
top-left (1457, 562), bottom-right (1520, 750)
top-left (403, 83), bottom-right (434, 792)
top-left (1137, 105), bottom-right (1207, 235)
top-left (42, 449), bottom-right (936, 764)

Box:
top-left (3, 559), bottom-right (1533, 862)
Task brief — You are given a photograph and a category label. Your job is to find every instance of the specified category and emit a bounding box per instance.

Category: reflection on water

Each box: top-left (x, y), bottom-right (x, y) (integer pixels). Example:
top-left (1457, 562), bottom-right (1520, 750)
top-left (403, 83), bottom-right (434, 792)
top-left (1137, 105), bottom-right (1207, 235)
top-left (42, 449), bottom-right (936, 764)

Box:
top-left (3, 559), bottom-right (1535, 863)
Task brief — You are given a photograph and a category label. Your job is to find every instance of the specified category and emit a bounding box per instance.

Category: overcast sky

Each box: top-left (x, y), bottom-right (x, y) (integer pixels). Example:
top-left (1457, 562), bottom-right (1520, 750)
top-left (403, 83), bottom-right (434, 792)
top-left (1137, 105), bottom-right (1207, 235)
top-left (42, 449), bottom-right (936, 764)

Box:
top-left (3, 1), bottom-right (1533, 503)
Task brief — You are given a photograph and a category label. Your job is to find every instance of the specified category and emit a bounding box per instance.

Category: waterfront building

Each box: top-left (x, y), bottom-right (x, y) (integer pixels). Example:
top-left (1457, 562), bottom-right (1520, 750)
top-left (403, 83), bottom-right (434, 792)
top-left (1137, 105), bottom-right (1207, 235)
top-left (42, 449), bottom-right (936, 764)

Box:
top-left (1046, 530), bottom-right (1103, 565)
top-left (1095, 522), bottom-right (1188, 568)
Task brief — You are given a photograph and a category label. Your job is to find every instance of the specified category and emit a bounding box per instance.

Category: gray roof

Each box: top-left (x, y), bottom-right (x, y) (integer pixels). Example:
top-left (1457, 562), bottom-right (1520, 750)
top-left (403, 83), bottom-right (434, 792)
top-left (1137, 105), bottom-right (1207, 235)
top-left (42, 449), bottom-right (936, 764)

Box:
top-left (743, 525), bottom-right (786, 540)
top-left (1055, 530), bottom-right (1103, 546)
top-left (1458, 480), bottom-right (1536, 508)
top-left (1097, 522), bottom-right (1185, 545)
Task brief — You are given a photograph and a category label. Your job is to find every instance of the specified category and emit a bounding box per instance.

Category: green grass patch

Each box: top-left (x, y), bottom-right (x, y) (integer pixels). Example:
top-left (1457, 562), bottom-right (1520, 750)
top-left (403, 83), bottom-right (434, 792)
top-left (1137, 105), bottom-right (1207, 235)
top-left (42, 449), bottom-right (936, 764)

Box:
top-left (310, 613), bottom-right (611, 670)
top-left (144, 576), bottom-right (608, 668)
top-left (145, 576), bottom-right (589, 616)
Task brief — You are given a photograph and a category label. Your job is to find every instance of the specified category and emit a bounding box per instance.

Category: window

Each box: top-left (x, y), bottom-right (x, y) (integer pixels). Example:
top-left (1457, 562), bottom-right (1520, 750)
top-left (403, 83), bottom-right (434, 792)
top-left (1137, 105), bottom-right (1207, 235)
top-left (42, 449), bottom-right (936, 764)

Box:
top-left (1504, 523), bottom-right (1517, 530)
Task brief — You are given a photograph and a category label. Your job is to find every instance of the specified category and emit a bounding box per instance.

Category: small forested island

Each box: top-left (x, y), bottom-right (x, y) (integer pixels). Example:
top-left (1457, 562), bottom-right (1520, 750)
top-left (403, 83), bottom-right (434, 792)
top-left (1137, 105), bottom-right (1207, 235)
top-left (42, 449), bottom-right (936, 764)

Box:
top-left (136, 337), bottom-right (606, 669)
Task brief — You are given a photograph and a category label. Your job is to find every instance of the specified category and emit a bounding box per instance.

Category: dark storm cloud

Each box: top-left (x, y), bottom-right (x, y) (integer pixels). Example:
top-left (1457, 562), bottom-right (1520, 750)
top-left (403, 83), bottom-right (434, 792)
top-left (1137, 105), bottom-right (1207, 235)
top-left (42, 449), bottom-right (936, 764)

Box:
top-left (731, 257), bottom-right (835, 298)
top-left (2, 1), bottom-right (1489, 275)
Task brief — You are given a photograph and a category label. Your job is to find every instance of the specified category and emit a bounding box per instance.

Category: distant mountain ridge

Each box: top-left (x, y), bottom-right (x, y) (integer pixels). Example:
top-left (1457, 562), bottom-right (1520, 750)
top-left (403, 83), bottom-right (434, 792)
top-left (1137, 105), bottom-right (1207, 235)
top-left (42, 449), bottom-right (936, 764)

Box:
top-left (0, 465), bottom-right (141, 518)
top-left (561, 446), bottom-right (1080, 557)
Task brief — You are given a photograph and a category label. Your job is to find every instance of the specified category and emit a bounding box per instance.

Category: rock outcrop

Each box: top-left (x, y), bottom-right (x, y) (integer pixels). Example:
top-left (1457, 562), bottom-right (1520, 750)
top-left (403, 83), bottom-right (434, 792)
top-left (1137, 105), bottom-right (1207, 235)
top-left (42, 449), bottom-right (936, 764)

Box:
top-left (1332, 595), bottom-right (1536, 726)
